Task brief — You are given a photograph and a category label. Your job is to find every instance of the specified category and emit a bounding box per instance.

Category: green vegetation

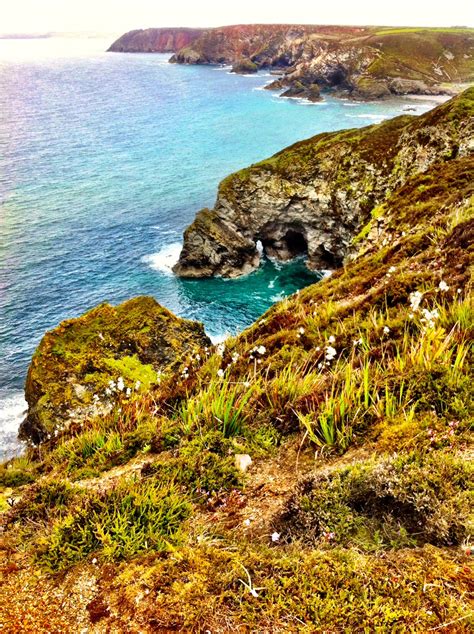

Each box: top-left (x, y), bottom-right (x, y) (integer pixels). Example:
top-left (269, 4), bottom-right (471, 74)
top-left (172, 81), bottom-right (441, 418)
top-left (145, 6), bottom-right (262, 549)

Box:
top-left (1, 91), bottom-right (473, 631)
top-left (34, 479), bottom-right (191, 571)
top-left (280, 451), bottom-right (473, 550)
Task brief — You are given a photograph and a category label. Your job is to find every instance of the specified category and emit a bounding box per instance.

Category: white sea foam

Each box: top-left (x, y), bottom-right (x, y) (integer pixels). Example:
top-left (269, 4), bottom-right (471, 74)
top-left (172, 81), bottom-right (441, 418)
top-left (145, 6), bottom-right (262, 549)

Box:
top-left (294, 98), bottom-right (328, 106)
top-left (347, 113), bottom-right (390, 120)
top-left (271, 292), bottom-right (286, 302)
top-left (142, 242), bottom-right (182, 275)
top-left (0, 392), bottom-right (27, 460)
top-left (210, 332), bottom-right (231, 344)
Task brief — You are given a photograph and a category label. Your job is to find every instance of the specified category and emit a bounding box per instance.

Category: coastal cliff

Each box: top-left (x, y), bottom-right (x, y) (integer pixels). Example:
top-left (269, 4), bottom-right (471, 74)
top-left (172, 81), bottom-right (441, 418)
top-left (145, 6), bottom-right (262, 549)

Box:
top-left (1, 91), bottom-right (473, 631)
top-left (108, 28), bottom-right (205, 53)
top-left (170, 25), bottom-right (474, 100)
top-left (174, 88), bottom-right (474, 278)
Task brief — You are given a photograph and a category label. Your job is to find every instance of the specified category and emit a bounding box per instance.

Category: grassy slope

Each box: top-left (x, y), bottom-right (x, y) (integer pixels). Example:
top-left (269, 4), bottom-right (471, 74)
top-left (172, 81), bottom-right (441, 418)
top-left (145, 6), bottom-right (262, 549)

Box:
top-left (175, 25), bottom-right (474, 85)
top-left (0, 96), bottom-right (473, 632)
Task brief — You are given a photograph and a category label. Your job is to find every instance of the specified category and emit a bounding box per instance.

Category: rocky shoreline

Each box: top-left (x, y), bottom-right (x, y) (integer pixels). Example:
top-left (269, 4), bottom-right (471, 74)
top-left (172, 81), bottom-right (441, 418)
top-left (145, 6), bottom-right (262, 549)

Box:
top-left (108, 25), bottom-right (474, 102)
top-left (174, 89), bottom-right (474, 279)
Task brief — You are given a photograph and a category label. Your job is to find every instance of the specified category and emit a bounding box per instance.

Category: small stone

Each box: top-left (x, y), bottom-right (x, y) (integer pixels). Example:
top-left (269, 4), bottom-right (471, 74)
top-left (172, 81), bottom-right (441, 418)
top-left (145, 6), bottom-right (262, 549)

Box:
top-left (235, 454), bottom-right (252, 473)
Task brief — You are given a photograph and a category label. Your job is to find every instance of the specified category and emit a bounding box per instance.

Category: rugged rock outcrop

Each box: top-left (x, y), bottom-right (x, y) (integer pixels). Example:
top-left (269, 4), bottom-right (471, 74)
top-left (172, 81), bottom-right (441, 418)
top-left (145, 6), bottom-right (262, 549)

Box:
top-left (173, 88), bottom-right (474, 278)
top-left (108, 28), bottom-right (205, 53)
top-left (20, 297), bottom-right (210, 445)
top-left (231, 58), bottom-right (258, 74)
top-left (169, 25), bottom-right (474, 100)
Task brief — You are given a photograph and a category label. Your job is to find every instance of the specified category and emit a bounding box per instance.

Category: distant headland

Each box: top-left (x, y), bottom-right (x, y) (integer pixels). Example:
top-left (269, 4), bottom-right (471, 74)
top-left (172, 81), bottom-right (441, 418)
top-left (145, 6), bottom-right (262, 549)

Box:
top-left (108, 24), bottom-right (474, 101)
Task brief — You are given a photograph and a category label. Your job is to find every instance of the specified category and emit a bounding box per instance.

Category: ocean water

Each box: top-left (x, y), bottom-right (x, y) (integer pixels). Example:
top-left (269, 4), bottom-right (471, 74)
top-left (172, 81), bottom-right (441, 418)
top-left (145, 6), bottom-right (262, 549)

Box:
top-left (0, 36), bottom-right (442, 458)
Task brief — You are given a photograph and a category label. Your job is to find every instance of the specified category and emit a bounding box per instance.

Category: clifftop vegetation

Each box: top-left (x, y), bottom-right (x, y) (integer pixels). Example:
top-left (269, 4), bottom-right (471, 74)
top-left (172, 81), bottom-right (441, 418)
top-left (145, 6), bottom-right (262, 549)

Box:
top-left (0, 91), bottom-right (473, 632)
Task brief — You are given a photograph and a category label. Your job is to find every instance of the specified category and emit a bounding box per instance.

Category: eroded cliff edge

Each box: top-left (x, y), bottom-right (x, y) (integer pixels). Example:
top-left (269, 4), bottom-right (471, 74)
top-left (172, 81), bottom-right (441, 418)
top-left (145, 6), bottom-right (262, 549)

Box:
top-left (170, 25), bottom-right (474, 100)
top-left (108, 28), bottom-right (205, 53)
top-left (174, 88), bottom-right (474, 278)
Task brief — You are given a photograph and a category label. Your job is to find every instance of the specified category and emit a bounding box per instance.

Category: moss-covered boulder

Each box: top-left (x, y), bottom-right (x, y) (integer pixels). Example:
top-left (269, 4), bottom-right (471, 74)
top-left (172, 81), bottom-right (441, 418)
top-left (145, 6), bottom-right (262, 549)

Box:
top-left (231, 58), bottom-right (258, 74)
top-left (353, 77), bottom-right (390, 99)
top-left (20, 297), bottom-right (210, 445)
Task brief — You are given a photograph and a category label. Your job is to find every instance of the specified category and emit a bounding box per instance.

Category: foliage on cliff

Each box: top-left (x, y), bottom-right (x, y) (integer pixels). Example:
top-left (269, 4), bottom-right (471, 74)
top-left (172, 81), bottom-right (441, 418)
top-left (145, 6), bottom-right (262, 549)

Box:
top-left (21, 296), bottom-right (210, 445)
top-left (170, 25), bottom-right (474, 99)
top-left (175, 87), bottom-right (474, 278)
top-left (1, 93), bottom-right (473, 632)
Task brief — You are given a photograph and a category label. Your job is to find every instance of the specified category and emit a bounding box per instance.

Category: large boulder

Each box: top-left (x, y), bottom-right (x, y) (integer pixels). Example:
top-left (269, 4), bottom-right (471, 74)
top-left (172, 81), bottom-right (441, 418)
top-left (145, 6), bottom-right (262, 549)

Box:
top-left (231, 58), bottom-right (258, 74)
top-left (20, 297), bottom-right (210, 445)
top-left (353, 77), bottom-right (391, 99)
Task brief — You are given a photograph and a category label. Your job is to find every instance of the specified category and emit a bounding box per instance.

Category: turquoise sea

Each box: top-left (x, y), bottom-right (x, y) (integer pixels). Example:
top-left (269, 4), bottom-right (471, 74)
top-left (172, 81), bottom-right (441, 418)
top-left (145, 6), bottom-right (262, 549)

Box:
top-left (0, 36), bottom-right (443, 457)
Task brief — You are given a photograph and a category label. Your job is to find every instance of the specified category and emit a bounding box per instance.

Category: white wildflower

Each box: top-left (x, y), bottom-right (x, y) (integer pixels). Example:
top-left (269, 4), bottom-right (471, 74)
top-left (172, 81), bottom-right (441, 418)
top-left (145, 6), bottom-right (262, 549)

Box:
top-left (108, 380), bottom-right (116, 390)
top-left (409, 291), bottom-right (423, 313)
top-left (243, 519), bottom-right (251, 526)
top-left (232, 352), bottom-right (240, 363)
top-left (216, 343), bottom-right (225, 357)
top-left (328, 335), bottom-right (336, 344)
top-left (105, 387), bottom-right (111, 396)
top-left (134, 380), bottom-right (141, 391)
top-left (298, 327), bottom-right (305, 335)
top-left (117, 377), bottom-right (125, 392)
top-left (421, 308), bottom-right (439, 329)
top-left (388, 266), bottom-right (396, 273)
top-left (383, 326), bottom-right (390, 335)
top-left (126, 387), bottom-right (131, 397)
top-left (325, 345), bottom-right (337, 361)
top-left (257, 345), bottom-right (266, 355)
top-left (271, 532), bottom-right (280, 542)
top-left (438, 280), bottom-right (449, 292)
top-left (217, 368), bottom-right (225, 378)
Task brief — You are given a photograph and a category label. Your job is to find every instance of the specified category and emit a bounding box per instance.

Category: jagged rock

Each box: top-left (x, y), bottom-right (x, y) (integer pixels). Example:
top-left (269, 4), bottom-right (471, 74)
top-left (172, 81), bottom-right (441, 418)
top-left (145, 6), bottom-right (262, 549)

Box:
top-left (168, 25), bottom-right (474, 100)
top-left (353, 77), bottom-right (391, 99)
top-left (231, 58), bottom-right (258, 74)
top-left (280, 81), bottom-right (322, 102)
top-left (174, 89), bottom-right (474, 279)
top-left (20, 297), bottom-right (211, 445)
top-left (389, 78), bottom-right (430, 95)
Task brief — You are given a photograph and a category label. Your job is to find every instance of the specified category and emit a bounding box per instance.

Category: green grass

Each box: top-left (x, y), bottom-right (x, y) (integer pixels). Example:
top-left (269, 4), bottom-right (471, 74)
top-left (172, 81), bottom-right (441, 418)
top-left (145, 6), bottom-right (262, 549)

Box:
top-left (34, 478), bottom-right (191, 571)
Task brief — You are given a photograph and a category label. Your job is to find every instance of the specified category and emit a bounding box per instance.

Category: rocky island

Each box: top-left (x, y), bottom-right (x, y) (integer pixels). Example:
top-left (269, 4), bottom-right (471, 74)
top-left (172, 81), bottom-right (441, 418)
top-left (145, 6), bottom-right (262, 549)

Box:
top-left (110, 24), bottom-right (474, 101)
top-left (0, 89), bottom-right (473, 631)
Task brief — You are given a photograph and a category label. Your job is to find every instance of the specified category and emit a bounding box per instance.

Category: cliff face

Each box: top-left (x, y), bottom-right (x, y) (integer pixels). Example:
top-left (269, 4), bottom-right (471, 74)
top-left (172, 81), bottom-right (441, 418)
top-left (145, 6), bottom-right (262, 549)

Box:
top-left (170, 26), bottom-right (474, 99)
top-left (174, 88), bottom-right (474, 278)
top-left (108, 28), bottom-right (205, 53)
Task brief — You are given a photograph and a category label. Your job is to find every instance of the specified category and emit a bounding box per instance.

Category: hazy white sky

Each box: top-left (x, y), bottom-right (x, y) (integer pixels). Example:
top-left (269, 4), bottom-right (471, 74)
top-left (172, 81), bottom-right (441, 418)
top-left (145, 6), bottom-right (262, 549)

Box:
top-left (1, 0), bottom-right (473, 35)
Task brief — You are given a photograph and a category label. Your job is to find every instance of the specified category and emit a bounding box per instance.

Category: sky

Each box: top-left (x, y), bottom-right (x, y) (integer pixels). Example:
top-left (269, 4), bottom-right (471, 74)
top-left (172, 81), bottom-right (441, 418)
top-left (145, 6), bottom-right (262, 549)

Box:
top-left (0, 0), bottom-right (473, 35)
